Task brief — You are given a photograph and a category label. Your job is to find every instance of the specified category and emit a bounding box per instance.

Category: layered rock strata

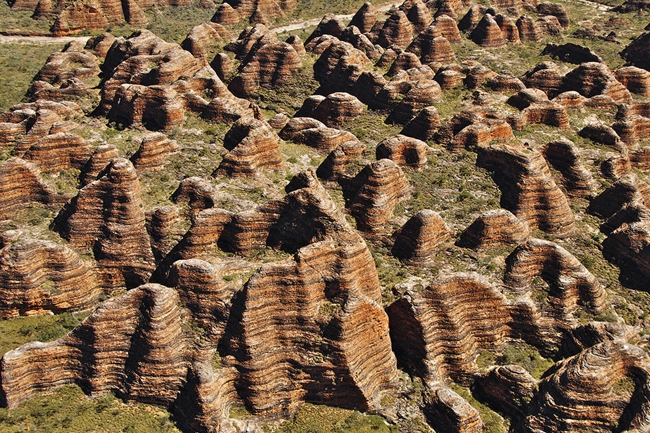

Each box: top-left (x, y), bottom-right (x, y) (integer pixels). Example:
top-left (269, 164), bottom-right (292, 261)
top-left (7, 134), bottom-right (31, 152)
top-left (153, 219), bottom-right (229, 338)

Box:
top-left (130, 132), bottom-right (179, 172)
top-left (215, 117), bottom-right (283, 177)
top-left (279, 117), bottom-right (361, 154)
top-left (391, 210), bottom-right (450, 266)
top-left (52, 158), bottom-right (155, 289)
top-left (0, 284), bottom-right (189, 409)
top-left (541, 137), bottom-right (598, 197)
top-left (387, 273), bottom-right (512, 383)
top-left (519, 341), bottom-right (650, 433)
top-left (476, 142), bottom-right (575, 236)
top-left (375, 135), bottom-right (431, 170)
top-left (345, 159), bottom-right (412, 232)
top-left (0, 239), bottom-right (101, 318)
top-left (0, 158), bottom-right (55, 220)
top-left (456, 209), bottom-right (530, 250)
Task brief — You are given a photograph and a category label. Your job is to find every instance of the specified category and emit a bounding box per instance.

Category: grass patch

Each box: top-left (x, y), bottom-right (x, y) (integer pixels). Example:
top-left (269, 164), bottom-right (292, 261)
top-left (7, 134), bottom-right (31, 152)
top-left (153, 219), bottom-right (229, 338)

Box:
top-left (0, 43), bottom-right (63, 112)
top-left (448, 384), bottom-right (507, 433)
top-left (0, 384), bottom-right (180, 432)
top-left (0, 311), bottom-right (90, 357)
top-left (496, 341), bottom-right (554, 380)
top-left (266, 403), bottom-right (399, 433)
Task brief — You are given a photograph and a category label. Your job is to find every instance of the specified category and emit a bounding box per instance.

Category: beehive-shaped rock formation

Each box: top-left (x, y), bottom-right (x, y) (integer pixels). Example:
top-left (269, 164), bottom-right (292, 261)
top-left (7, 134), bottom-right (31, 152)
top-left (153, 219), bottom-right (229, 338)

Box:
top-left (377, 10), bottom-right (414, 48)
top-left (229, 33), bottom-right (302, 97)
top-left (542, 137), bottom-right (598, 197)
top-left (521, 62), bottom-right (564, 97)
top-left (476, 142), bottom-right (575, 236)
top-left (346, 159), bottom-right (412, 232)
top-left (316, 141), bottom-right (366, 182)
top-left (0, 284), bottom-right (189, 409)
top-left (474, 365), bottom-right (538, 418)
top-left (296, 92), bottom-right (366, 127)
top-left (349, 2), bottom-right (377, 33)
top-left (391, 210), bottom-right (450, 265)
top-left (211, 0), bottom-right (296, 26)
top-left (561, 62), bottom-right (632, 104)
top-left (386, 79), bottom-right (443, 124)
top-left (407, 27), bottom-right (456, 64)
top-left (313, 40), bottom-right (372, 95)
top-left (470, 14), bottom-right (507, 48)
top-left (423, 386), bottom-right (484, 433)
top-left (387, 273), bottom-right (512, 383)
top-left (521, 341), bottom-right (650, 433)
top-left (503, 238), bottom-right (607, 316)
top-left (171, 177), bottom-right (216, 217)
top-left (401, 0), bottom-right (434, 32)
top-left (280, 117), bottom-right (361, 154)
top-left (0, 239), bottom-right (101, 318)
top-left (215, 117), bottom-right (283, 177)
top-left (21, 132), bottom-right (91, 174)
top-left (130, 132), bottom-right (179, 172)
top-left (456, 209), bottom-right (530, 250)
top-left (0, 158), bottom-right (54, 220)
top-left (375, 135), bottom-right (431, 170)
top-left (181, 23), bottom-right (230, 59)
top-left (52, 158), bottom-right (155, 289)
top-left (80, 144), bottom-right (119, 186)
top-left (587, 173), bottom-right (650, 218)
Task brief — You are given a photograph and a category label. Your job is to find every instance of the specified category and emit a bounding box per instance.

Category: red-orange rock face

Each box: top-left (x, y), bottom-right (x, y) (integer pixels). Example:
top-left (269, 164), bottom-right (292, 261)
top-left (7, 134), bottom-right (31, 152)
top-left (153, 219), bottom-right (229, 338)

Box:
top-left (424, 386), bottom-right (484, 433)
top-left (470, 14), bottom-right (507, 48)
top-left (1, 284), bottom-right (189, 409)
top-left (52, 158), bottom-right (155, 289)
top-left (375, 134), bottom-right (431, 170)
top-left (377, 11), bottom-right (415, 48)
top-left (542, 137), bottom-right (598, 197)
top-left (387, 273), bottom-right (512, 383)
top-left (130, 132), bottom-right (179, 172)
top-left (0, 158), bottom-right (54, 220)
top-left (391, 209), bottom-right (450, 265)
top-left (346, 159), bottom-right (412, 232)
top-left (456, 209), bottom-right (530, 250)
top-left (280, 117), bottom-right (361, 154)
top-left (476, 142), bottom-right (575, 236)
top-left (521, 341), bottom-right (650, 433)
top-left (0, 239), bottom-right (102, 318)
top-left (215, 117), bottom-right (284, 177)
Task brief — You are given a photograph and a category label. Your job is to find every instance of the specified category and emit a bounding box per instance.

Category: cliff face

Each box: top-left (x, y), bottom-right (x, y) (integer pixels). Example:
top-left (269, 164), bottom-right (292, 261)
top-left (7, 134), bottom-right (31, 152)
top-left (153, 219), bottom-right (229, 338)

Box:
top-left (1, 284), bottom-right (189, 409)
top-left (0, 158), bottom-right (55, 220)
top-left (0, 239), bottom-right (101, 318)
top-left (52, 158), bottom-right (155, 290)
top-left (387, 273), bottom-right (512, 384)
top-left (476, 142), bottom-right (575, 236)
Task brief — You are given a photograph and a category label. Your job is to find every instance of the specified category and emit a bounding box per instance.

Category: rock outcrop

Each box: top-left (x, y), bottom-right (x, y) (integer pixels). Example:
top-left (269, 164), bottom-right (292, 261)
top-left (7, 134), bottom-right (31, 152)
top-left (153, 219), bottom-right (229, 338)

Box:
top-left (504, 238), bottom-right (607, 315)
top-left (456, 209), bottom-right (530, 250)
top-left (375, 135), bottom-right (431, 170)
top-left (423, 385), bottom-right (484, 433)
top-left (476, 142), bottom-right (575, 236)
top-left (387, 273), bottom-right (512, 383)
top-left (0, 158), bottom-right (55, 220)
top-left (130, 132), bottom-right (179, 172)
top-left (621, 31), bottom-right (650, 71)
top-left (1, 284), bottom-right (189, 409)
top-left (52, 158), bottom-right (155, 289)
top-left (400, 106), bottom-right (441, 141)
top-left (295, 92), bottom-right (365, 127)
top-left (345, 159), bottom-right (412, 232)
top-left (470, 14), bottom-right (507, 48)
top-left (542, 137), bottom-right (598, 197)
top-left (391, 210), bottom-right (450, 265)
top-left (280, 117), bottom-right (361, 154)
top-left (211, 0), bottom-right (296, 26)
top-left (520, 341), bottom-right (650, 433)
top-left (0, 239), bottom-right (101, 318)
top-left (215, 117), bottom-right (283, 177)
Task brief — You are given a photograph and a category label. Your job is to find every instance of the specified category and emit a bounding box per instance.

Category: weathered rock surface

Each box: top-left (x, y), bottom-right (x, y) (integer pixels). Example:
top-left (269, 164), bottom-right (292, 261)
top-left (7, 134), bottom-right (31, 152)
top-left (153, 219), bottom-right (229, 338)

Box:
top-left (1, 284), bottom-right (189, 409)
top-left (391, 209), bottom-right (450, 265)
top-left (345, 159), bottom-right (412, 232)
top-left (316, 141), bottom-right (366, 182)
top-left (519, 341), bottom-right (650, 433)
top-left (387, 273), bottom-right (512, 383)
top-left (542, 137), bottom-right (598, 197)
top-left (377, 10), bottom-right (414, 48)
top-left (541, 43), bottom-right (602, 64)
top-left (456, 209), bottom-right (530, 250)
top-left (296, 92), bottom-right (365, 127)
top-left (130, 132), bottom-right (179, 172)
top-left (474, 365), bottom-right (537, 418)
top-left (212, 0), bottom-right (296, 26)
top-left (80, 144), bottom-right (119, 186)
top-left (375, 135), bottom-right (431, 170)
top-left (215, 117), bottom-right (283, 177)
top-left (0, 239), bottom-right (101, 318)
top-left (280, 117), bottom-right (361, 154)
top-left (400, 106), bottom-right (441, 141)
top-left (0, 158), bottom-right (55, 220)
top-left (181, 23), bottom-right (230, 59)
top-left (588, 174), bottom-right (650, 219)
top-left (22, 132), bottom-right (91, 173)
top-left (561, 62), bottom-right (632, 103)
top-left (476, 142), bottom-right (575, 236)
top-left (423, 385), bottom-right (484, 433)
top-left (172, 177), bottom-right (216, 217)
top-left (52, 158), bottom-right (155, 289)
top-left (470, 14), bottom-right (507, 48)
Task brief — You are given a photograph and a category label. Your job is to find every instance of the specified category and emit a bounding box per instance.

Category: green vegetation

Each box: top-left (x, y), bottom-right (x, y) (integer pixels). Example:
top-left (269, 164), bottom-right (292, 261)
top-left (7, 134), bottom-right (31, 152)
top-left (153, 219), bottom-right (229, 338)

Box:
top-left (0, 43), bottom-right (63, 112)
top-left (266, 403), bottom-right (399, 433)
top-left (495, 341), bottom-right (554, 380)
top-left (449, 384), bottom-right (508, 433)
top-left (0, 384), bottom-right (180, 433)
top-left (144, 2), bottom-right (217, 43)
top-left (0, 311), bottom-right (90, 357)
